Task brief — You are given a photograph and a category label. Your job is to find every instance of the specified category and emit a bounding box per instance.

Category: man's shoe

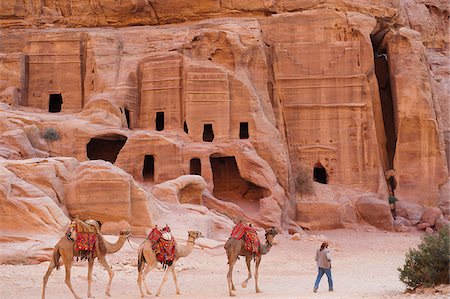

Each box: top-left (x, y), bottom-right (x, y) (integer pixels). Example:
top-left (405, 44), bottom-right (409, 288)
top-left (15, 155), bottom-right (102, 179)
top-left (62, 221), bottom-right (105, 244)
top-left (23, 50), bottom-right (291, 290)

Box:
top-left (329, 289), bottom-right (334, 292)
top-left (313, 289), bottom-right (317, 293)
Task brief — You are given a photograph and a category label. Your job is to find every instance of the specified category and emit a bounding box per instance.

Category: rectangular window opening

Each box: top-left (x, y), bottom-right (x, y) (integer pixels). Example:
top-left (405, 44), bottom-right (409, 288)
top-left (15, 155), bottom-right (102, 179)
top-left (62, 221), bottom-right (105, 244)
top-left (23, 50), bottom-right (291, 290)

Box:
top-left (156, 112), bottom-right (164, 131)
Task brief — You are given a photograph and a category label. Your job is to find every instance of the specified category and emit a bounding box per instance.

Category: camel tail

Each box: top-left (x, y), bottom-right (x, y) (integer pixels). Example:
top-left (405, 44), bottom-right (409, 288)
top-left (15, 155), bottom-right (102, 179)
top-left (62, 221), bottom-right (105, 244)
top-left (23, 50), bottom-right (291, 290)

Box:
top-left (137, 248), bottom-right (146, 272)
top-left (53, 246), bottom-right (61, 270)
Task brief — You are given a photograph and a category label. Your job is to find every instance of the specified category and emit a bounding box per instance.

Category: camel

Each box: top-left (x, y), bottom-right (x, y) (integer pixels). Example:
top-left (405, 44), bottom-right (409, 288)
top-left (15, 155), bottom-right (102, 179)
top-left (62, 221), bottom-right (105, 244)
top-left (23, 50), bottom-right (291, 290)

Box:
top-left (225, 227), bottom-right (278, 297)
top-left (42, 221), bottom-right (131, 299)
top-left (137, 230), bottom-right (203, 297)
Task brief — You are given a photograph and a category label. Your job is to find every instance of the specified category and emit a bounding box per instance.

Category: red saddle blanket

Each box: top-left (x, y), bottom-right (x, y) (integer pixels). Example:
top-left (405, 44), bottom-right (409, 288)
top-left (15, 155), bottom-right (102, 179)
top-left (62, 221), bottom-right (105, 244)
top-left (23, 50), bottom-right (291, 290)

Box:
top-left (147, 227), bottom-right (176, 268)
top-left (76, 232), bottom-right (97, 261)
top-left (230, 222), bottom-right (260, 255)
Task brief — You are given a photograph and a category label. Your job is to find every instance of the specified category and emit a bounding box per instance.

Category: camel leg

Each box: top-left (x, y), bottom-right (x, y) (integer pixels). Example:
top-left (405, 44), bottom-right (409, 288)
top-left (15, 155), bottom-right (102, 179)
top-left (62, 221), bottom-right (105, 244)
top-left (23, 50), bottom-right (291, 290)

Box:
top-left (139, 262), bottom-right (155, 297)
top-left (87, 259), bottom-right (95, 298)
top-left (42, 257), bottom-right (57, 299)
top-left (171, 265), bottom-right (180, 294)
top-left (98, 256), bottom-right (114, 297)
top-left (137, 263), bottom-right (146, 298)
top-left (254, 256), bottom-right (262, 293)
top-left (156, 266), bottom-right (171, 297)
top-left (63, 259), bottom-right (81, 299)
top-left (241, 257), bottom-right (252, 288)
top-left (227, 259), bottom-right (237, 297)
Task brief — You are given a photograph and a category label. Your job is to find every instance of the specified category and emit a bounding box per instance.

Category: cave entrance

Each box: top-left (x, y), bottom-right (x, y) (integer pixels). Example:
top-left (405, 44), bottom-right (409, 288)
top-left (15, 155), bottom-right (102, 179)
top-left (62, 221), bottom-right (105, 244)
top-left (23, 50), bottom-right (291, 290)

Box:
top-left (143, 155), bottom-right (154, 182)
top-left (313, 162), bottom-right (328, 184)
top-left (49, 93), bottom-right (63, 113)
top-left (239, 122), bottom-right (249, 139)
top-left (190, 158), bottom-right (201, 175)
top-left (203, 124), bottom-right (214, 142)
top-left (86, 134), bottom-right (127, 163)
top-left (124, 108), bottom-right (131, 129)
top-left (156, 112), bottom-right (164, 131)
top-left (371, 31), bottom-right (397, 170)
top-left (210, 155), bottom-right (263, 214)
top-left (183, 121), bottom-right (189, 134)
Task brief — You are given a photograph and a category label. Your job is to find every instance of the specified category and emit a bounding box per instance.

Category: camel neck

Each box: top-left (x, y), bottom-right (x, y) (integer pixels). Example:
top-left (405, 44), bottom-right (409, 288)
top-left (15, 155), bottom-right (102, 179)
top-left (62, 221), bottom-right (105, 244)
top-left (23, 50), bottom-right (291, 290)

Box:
top-left (103, 234), bottom-right (127, 254)
top-left (261, 235), bottom-right (274, 255)
top-left (178, 236), bottom-right (196, 258)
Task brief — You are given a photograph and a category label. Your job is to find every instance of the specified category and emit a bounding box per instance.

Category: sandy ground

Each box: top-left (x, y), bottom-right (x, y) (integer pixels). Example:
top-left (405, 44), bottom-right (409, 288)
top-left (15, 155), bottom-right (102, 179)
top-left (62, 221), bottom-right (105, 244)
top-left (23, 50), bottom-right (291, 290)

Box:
top-left (0, 228), bottom-right (448, 299)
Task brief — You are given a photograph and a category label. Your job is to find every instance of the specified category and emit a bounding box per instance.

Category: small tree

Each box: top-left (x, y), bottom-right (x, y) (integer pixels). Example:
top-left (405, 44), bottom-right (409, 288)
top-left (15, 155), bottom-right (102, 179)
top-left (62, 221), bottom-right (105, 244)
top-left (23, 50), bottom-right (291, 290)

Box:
top-left (398, 225), bottom-right (449, 290)
top-left (42, 128), bottom-right (60, 142)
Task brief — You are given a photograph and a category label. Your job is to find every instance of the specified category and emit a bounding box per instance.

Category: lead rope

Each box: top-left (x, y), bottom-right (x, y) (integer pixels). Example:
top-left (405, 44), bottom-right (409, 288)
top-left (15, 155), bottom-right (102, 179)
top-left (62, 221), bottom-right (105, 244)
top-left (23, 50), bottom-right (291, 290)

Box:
top-left (197, 246), bottom-right (227, 256)
top-left (126, 236), bottom-right (143, 250)
top-left (275, 243), bottom-right (304, 266)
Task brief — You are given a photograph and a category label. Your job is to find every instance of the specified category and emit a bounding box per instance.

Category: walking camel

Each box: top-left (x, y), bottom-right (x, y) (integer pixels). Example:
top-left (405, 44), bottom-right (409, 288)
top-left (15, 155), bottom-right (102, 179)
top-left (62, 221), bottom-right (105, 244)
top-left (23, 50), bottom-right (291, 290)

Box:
top-left (42, 219), bottom-right (131, 299)
top-left (137, 230), bottom-right (203, 297)
top-left (225, 227), bottom-right (278, 297)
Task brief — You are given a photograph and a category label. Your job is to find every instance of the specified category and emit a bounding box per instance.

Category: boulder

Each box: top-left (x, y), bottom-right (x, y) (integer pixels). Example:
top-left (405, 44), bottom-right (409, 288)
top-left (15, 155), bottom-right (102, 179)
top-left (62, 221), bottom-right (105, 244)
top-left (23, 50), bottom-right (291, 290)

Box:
top-left (356, 196), bottom-right (394, 231)
top-left (396, 200), bottom-right (425, 223)
top-left (435, 218), bottom-right (450, 231)
top-left (421, 207), bottom-right (442, 226)
top-left (64, 160), bottom-right (155, 234)
top-left (151, 175), bottom-right (207, 204)
top-left (394, 216), bottom-right (412, 227)
top-left (0, 164), bottom-right (70, 235)
top-left (417, 222), bottom-right (431, 230)
top-left (296, 201), bottom-right (356, 230)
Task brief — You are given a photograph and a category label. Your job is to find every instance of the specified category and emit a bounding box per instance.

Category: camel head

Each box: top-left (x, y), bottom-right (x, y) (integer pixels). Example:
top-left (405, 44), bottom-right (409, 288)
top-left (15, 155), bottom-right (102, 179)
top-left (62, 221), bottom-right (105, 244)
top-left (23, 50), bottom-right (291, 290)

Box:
top-left (119, 230), bottom-right (131, 237)
top-left (187, 230), bottom-right (204, 241)
top-left (265, 227), bottom-right (279, 238)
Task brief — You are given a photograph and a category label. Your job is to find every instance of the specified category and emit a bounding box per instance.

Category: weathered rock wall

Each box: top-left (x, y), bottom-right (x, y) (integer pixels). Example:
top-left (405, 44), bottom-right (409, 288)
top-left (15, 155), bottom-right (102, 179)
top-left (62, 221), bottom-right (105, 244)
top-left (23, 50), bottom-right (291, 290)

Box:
top-left (0, 0), bottom-right (448, 232)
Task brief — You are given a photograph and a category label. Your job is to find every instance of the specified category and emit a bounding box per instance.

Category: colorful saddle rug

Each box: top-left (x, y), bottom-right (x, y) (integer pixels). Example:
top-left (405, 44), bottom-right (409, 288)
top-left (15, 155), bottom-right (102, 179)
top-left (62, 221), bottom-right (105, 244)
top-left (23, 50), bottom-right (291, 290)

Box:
top-left (65, 218), bottom-right (99, 261)
top-left (147, 226), bottom-right (176, 268)
top-left (230, 222), bottom-right (260, 256)
top-left (76, 232), bottom-right (97, 261)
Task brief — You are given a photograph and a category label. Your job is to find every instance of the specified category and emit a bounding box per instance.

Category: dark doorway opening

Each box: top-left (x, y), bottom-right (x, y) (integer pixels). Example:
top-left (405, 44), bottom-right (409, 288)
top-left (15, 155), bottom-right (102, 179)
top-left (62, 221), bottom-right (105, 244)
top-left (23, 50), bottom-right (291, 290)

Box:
top-left (156, 112), bottom-right (164, 131)
top-left (190, 158), bottom-right (201, 175)
top-left (313, 163), bottom-right (328, 184)
top-left (143, 155), bottom-right (154, 182)
top-left (371, 31), bottom-right (397, 170)
top-left (124, 108), bottom-right (131, 129)
top-left (86, 135), bottom-right (127, 163)
top-left (239, 122), bottom-right (249, 139)
top-left (183, 121), bottom-right (189, 134)
top-left (210, 155), bottom-right (264, 213)
top-left (203, 124), bottom-right (214, 142)
top-left (49, 93), bottom-right (63, 113)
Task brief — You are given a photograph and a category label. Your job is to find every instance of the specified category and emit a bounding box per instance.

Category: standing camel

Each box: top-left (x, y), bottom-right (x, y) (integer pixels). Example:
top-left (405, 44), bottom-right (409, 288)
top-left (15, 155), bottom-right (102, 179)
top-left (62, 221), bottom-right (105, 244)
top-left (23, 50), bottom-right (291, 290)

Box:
top-left (137, 230), bottom-right (203, 297)
top-left (42, 222), bottom-right (131, 299)
top-left (225, 227), bottom-right (278, 297)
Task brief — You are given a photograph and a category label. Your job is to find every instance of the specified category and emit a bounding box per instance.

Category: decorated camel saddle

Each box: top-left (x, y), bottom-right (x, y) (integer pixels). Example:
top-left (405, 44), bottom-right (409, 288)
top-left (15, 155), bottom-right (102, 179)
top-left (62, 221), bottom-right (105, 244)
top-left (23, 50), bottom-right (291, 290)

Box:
top-left (230, 222), bottom-right (260, 256)
top-left (147, 225), bottom-right (176, 268)
top-left (66, 217), bottom-right (100, 261)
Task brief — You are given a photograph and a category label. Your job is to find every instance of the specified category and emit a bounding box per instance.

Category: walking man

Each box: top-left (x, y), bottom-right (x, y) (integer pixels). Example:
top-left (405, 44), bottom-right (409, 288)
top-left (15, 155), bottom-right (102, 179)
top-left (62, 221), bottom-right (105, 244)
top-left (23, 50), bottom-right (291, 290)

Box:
top-left (313, 242), bottom-right (333, 292)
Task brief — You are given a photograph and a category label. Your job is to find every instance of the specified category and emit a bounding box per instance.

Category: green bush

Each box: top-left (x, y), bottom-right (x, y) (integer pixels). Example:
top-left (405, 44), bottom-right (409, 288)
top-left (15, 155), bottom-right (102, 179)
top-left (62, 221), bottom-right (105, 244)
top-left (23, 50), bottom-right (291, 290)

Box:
top-left (42, 128), bottom-right (60, 141)
top-left (398, 226), bottom-right (449, 290)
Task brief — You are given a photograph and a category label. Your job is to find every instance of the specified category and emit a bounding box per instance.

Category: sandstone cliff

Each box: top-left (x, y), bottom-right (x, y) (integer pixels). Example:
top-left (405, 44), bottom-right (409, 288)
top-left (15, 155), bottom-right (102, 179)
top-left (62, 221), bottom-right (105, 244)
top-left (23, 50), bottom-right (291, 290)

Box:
top-left (0, 0), bottom-right (448, 236)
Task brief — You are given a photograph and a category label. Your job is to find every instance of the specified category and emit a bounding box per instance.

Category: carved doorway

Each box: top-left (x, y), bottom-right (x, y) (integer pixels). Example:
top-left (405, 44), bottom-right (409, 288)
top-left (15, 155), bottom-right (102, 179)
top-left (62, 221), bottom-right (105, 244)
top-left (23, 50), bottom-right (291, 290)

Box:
top-left (143, 155), bottom-right (154, 182)
top-left (313, 162), bottom-right (328, 184)
top-left (48, 93), bottom-right (63, 112)
top-left (203, 124), bottom-right (214, 142)
top-left (190, 158), bottom-right (201, 175)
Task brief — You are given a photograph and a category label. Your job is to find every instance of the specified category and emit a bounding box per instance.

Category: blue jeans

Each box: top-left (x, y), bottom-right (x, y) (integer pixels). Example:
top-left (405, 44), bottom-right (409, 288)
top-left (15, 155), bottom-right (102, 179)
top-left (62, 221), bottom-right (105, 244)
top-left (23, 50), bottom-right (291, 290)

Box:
top-left (314, 267), bottom-right (333, 291)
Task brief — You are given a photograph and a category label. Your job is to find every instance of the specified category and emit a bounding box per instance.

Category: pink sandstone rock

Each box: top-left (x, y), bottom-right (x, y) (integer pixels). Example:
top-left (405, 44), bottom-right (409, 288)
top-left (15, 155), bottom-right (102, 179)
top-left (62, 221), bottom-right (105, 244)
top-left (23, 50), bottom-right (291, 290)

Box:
top-left (356, 196), bottom-right (394, 231)
top-left (420, 207), bottom-right (443, 226)
top-left (0, 0), bottom-right (448, 234)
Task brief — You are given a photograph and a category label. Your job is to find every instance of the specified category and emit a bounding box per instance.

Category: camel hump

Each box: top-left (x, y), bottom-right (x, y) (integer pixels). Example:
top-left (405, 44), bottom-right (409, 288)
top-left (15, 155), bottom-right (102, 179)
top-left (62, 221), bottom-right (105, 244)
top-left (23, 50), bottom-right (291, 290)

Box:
top-left (75, 218), bottom-right (100, 234)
